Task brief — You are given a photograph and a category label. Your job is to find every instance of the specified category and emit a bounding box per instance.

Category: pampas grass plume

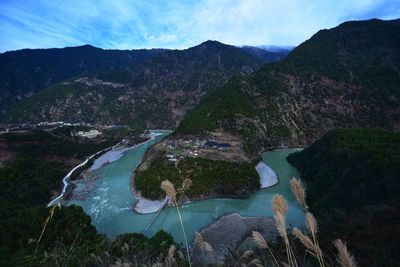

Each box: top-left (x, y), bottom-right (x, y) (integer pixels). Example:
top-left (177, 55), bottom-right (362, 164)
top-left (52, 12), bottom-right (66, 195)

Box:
top-left (290, 177), bottom-right (307, 210)
top-left (334, 239), bottom-right (357, 267)
top-left (161, 180), bottom-right (177, 200)
top-left (293, 228), bottom-right (318, 257)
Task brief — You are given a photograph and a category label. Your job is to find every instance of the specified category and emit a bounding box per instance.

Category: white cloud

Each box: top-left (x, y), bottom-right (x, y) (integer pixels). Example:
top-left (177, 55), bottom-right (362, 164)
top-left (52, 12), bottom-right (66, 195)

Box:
top-left (0, 0), bottom-right (399, 52)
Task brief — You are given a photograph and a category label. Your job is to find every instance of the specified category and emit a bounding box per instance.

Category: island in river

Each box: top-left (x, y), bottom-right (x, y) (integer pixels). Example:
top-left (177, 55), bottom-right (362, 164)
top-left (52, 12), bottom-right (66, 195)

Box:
top-left (133, 130), bottom-right (279, 213)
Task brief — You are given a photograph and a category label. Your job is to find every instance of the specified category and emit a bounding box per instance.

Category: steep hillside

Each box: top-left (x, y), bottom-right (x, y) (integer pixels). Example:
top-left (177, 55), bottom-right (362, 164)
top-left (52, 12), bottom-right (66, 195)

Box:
top-left (177, 19), bottom-right (400, 153)
top-left (287, 128), bottom-right (400, 267)
top-left (0, 45), bottom-right (164, 113)
top-left (5, 41), bottom-right (264, 132)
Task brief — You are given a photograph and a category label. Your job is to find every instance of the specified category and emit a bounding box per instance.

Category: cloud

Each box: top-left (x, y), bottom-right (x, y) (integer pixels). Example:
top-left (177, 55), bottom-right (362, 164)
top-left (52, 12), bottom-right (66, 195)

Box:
top-left (189, 0), bottom-right (400, 46)
top-left (0, 0), bottom-right (399, 52)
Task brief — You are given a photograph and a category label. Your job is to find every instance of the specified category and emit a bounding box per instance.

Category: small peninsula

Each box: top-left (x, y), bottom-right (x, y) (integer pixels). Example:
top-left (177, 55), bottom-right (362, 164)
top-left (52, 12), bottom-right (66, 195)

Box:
top-left (132, 130), bottom-right (278, 212)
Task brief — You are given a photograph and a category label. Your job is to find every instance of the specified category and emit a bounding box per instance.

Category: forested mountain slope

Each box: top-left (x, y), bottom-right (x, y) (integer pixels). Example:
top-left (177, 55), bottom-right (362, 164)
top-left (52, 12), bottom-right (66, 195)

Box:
top-left (288, 128), bottom-right (400, 267)
top-left (0, 45), bottom-right (165, 113)
top-left (4, 41), bottom-right (274, 132)
top-left (177, 19), bottom-right (400, 153)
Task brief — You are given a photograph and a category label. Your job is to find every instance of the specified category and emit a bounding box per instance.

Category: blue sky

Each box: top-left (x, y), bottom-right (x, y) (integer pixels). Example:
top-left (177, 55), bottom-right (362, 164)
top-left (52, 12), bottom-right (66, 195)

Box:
top-left (0, 0), bottom-right (399, 52)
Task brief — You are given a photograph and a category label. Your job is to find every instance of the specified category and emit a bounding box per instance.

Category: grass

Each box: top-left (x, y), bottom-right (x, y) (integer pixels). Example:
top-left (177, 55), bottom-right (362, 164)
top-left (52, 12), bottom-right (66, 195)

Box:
top-left (155, 174), bottom-right (358, 266)
top-left (161, 180), bottom-right (192, 267)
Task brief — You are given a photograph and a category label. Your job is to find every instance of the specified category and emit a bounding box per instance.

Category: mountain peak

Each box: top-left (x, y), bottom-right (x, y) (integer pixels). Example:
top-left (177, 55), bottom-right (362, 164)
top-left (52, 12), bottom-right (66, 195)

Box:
top-left (194, 40), bottom-right (227, 49)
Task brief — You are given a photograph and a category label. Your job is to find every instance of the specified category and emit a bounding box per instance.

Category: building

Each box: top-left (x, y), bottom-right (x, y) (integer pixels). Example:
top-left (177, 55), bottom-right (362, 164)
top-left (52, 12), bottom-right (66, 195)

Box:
top-left (77, 129), bottom-right (102, 138)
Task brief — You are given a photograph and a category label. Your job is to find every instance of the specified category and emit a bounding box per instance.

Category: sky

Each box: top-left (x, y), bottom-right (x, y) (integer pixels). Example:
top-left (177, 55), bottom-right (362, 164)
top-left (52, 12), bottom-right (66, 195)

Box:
top-left (0, 0), bottom-right (399, 52)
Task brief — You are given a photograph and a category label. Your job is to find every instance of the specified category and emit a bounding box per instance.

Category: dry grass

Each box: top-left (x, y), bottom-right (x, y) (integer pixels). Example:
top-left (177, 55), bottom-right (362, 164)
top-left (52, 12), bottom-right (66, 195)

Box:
top-left (292, 228), bottom-right (318, 257)
top-left (334, 239), bottom-right (357, 267)
top-left (161, 180), bottom-right (191, 267)
top-left (290, 177), bottom-right (307, 210)
top-left (34, 203), bottom-right (61, 260)
top-left (240, 250), bottom-right (254, 259)
top-left (161, 180), bottom-right (177, 200)
top-left (305, 212), bottom-right (325, 267)
top-left (194, 231), bottom-right (214, 259)
top-left (274, 211), bottom-right (288, 240)
top-left (305, 212), bottom-right (318, 235)
top-left (272, 194), bottom-right (288, 214)
top-left (251, 231), bottom-right (279, 267)
top-left (251, 231), bottom-right (267, 249)
top-left (272, 195), bottom-right (298, 267)
top-left (166, 244), bottom-right (176, 267)
top-left (248, 258), bottom-right (263, 267)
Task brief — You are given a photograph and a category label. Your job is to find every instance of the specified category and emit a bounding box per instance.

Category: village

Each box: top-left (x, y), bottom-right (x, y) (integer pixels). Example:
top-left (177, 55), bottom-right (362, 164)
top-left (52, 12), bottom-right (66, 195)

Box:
top-left (155, 131), bottom-right (252, 163)
top-left (161, 138), bottom-right (230, 162)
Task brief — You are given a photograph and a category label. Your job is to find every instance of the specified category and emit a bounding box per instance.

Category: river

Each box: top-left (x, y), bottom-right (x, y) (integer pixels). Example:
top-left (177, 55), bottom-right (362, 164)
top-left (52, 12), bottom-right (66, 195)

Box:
top-left (67, 130), bottom-right (304, 244)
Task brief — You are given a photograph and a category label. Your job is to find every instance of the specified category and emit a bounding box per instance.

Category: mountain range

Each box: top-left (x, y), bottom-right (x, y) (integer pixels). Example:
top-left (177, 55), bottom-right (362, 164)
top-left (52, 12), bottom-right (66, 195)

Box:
top-left (0, 42), bottom-right (289, 132)
top-left (177, 18), bottom-right (400, 153)
top-left (1, 18), bottom-right (400, 267)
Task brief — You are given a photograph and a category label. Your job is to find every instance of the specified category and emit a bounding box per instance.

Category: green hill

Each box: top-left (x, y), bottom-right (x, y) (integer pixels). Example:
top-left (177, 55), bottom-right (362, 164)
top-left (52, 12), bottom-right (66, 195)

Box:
top-left (287, 128), bottom-right (400, 267)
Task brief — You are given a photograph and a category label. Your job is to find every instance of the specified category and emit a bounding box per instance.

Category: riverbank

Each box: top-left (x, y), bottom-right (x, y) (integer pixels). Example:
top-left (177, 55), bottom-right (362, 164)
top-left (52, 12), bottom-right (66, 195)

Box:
top-left (48, 135), bottom-right (153, 206)
top-left (67, 145), bottom-right (304, 245)
top-left (47, 146), bottom-right (112, 206)
top-left (132, 159), bottom-right (279, 214)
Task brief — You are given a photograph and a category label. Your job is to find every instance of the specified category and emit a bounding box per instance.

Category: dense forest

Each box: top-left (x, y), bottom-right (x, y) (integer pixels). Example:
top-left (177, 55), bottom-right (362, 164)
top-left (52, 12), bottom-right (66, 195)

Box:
top-left (288, 128), bottom-right (400, 267)
top-left (135, 152), bottom-right (260, 200)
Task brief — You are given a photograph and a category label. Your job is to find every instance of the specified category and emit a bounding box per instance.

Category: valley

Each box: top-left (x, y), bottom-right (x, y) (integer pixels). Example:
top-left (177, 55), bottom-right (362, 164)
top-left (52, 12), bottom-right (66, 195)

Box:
top-left (0, 16), bottom-right (399, 267)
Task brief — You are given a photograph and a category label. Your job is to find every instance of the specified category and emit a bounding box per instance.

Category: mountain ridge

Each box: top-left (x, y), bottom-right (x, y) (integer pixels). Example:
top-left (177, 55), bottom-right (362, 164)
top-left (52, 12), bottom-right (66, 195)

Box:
top-left (3, 41), bottom-right (290, 132)
top-left (176, 18), bottom-right (400, 153)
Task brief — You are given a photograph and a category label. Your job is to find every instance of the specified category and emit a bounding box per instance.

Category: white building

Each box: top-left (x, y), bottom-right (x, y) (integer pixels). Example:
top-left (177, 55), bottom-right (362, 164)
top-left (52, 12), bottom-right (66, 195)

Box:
top-left (77, 129), bottom-right (102, 138)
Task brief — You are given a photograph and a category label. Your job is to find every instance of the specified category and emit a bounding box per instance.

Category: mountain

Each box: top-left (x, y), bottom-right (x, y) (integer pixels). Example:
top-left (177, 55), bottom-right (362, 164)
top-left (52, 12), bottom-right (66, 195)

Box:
top-left (256, 45), bottom-right (295, 53)
top-left (0, 45), bottom-right (165, 113)
top-left (287, 128), bottom-right (400, 267)
top-left (177, 19), bottom-right (400, 153)
top-left (3, 41), bottom-right (267, 132)
top-left (240, 45), bottom-right (291, 62)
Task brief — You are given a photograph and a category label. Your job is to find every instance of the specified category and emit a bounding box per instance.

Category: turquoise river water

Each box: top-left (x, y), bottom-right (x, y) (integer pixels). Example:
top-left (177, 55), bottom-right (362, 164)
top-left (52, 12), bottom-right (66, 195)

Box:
top-left (67, 130), bottom-right (304, 244)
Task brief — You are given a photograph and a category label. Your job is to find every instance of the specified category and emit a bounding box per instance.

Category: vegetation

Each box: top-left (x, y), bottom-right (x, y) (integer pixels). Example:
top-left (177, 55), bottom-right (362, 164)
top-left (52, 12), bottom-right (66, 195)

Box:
top-left (163, 175), bottom-right (359, 267)
top-left (3, 40), bottom-right (264, 131)
top-left (0, 45), bottom-right (163, 112)
top-left (176, 19), bottom-right (400, 154)
top-left (161, 180), bottom-right (192, 266)
top-left (2, 129), bottom-right (116, 159)
top-left (2, 128), bottom-right (398, 266)
top-left (177, 76), bottom-right (257, 134)
top-left (0, 131), bottom-right (177, 266)
top-left (288, 128), bottom-right (400, 266)
top-left (135, 152), bottom-right (260, 200)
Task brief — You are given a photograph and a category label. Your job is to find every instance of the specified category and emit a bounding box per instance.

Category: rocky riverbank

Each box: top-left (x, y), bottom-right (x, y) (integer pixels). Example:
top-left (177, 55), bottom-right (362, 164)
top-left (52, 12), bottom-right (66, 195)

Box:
top-left (190, 213), bottom-right (277, 263)
top-left (51, 135), bottom-right (152, 205)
